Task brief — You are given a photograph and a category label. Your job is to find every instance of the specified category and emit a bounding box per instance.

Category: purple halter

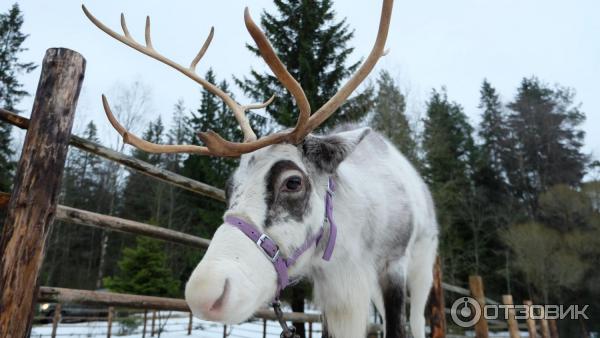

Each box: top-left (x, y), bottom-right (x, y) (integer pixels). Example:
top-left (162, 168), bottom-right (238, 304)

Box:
top-left (225, 178), bottom-right (337, 299)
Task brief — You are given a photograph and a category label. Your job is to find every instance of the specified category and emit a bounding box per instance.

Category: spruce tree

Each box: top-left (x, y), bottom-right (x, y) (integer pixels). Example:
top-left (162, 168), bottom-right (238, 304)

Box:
top-left (477, 80), bottom-right (508, 185)
top-left (371, 70), bottom-right (418, 165)
top-left (104, 237), bottom-right (180, 297)
top-left (504, 77), bottom-right (588, 218)
top-left (471, 80), bottom-right (514, 288)
top-left (422, 88), bottom-right (477, 281)
top-left (236, 0), bottom-right (373, 131)
top-left (0, 4), bottom-right (36, 193)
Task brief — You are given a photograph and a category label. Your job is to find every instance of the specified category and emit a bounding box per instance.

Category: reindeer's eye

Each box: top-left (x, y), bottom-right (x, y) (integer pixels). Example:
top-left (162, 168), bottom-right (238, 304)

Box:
top-left (283, 176), bottom-right (302, 192)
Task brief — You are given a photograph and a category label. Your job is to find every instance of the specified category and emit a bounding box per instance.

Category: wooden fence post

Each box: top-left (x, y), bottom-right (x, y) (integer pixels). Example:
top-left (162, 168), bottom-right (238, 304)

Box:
top-left (502, 295), bottom-right (520, 338)
top-left (188, 312), bottom-right (193, 335)
top-left (308, 322), bottom-right (312, 338)
top-left (468, 275), bottom-right (489, 338)
top-left (107, 306), bottom-right (114, 338)
top-left (429, 256), bottom-right (446, 338)
top-left (151, 310), bottom-right (157, 337)
top-left (142, 310), bottom-right (148, 338)
top-left (549, 319), bottom-right (559, 338)
top-left (0, 48), bottom-right (85, 338)
top-left (540, 309), bottom-right (550, 338)
top-left (523, 300), bottom-right (537, 338)
top-left (50, 303), bottom-right (62, 338)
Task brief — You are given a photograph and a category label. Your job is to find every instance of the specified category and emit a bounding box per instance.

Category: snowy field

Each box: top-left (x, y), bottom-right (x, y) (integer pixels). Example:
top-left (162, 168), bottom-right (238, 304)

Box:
top-left (30, 310), bottom-right (530, 338)
top-left (31, 311), bottom-right (324, 338)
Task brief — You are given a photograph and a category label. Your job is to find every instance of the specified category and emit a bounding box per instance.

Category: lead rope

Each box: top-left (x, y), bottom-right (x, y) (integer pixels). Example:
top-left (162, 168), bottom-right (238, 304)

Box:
top-left (273, 178), bottom-right (336, 338)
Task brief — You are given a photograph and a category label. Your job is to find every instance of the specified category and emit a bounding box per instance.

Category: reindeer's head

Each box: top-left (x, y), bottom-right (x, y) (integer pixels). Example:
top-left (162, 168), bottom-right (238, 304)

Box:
top-left (83, 0), bottom-right (392, 324)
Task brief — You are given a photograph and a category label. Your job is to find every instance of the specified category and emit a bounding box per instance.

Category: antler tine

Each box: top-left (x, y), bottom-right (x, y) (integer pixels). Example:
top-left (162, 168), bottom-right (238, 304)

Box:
top-left (120, 14), bottom-right (131, 38)
top-left (101, 94), bottom-right (211, 155)
top-left (145, 16), bottom-right (153, 49)
top-left (299, 0), bottom-right (394, 138)
top-left (190, 27), bottom-right (214, 71)
top-left (242, 94), bottom-right (276, 111)
top-left (244, 7), bottom-right (310, 143)
top-left (81, 5), bottom-right (272, 146)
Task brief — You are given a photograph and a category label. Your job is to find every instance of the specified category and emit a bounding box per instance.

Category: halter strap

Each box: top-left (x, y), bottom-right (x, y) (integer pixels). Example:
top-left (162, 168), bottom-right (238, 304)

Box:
top-left (225, 177), bottom-right (338, 299)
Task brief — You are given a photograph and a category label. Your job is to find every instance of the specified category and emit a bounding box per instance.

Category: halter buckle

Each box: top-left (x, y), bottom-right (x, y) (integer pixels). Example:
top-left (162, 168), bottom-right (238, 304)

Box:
top-left (256, 233), bottom-right (280, 263)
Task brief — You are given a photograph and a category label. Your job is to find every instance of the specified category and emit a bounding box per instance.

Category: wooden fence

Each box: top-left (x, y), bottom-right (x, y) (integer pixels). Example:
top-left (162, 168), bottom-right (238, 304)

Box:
top-left (0, 48), bottom-right (558, 338)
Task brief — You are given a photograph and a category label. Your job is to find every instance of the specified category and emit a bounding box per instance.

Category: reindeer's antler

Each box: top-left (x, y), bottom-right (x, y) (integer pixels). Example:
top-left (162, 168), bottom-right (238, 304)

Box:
top-left (82, 0), bottom-right (392, 157)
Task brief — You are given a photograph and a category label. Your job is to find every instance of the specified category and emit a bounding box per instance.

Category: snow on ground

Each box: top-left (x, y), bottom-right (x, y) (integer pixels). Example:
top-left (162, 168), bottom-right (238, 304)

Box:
top-left (30, 310), bottom-right (530, 338)
top-left (31, 311), bottom-right (323, 338)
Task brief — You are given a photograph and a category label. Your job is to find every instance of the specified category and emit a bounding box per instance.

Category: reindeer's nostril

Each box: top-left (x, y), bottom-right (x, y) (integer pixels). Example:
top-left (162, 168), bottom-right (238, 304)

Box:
top-left (209, 278), bottom-right (229, 312)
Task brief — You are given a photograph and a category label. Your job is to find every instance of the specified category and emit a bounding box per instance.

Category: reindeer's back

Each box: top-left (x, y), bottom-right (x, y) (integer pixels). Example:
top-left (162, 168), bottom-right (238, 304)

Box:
top-left (335, 126), bottom-right (438, 260)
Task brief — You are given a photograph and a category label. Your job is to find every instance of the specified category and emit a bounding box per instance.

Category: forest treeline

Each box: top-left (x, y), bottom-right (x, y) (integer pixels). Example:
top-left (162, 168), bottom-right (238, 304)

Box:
top-left (1, 2), bottom-right (598, 337)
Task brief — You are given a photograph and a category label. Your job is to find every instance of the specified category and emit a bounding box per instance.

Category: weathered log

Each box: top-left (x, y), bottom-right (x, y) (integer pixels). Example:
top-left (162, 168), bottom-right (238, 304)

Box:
top-left (429, 256), bottom-right (446, 338)
top-left (107, 306), bottom-right (115, 338)
top-left (0, 108), bottom-right (226, 202)
top-left (3, 191), bottom-right (210, 248)
top-left (502, 295), bottom-right (521, 338)
top-left (69, 135), bottom-right (225, 202)
top-left (0, 48), bottom-right (85, 338)
top-left (469, 275), bottom-right (489, 338)
top-left (51, 303), bottom-right (62, 338)
top-left (187, 312), bottom-right (193, 335)
top-left (142, 310), bottom-right (148, 338)
top-left (37, 286), bottom-right (324, 323)
top-left (549, 319), bottom-right (559, 338)
top-left (540, 313), bottom-right (550, 338)
top-left (56, 204), bottom-right (210, 248)
top-left (0, 191), bottom-right (9, 209)
top-left (0, 107), bottom-right (29, 129)
top-left (523, 300), bottom-right (537, 338)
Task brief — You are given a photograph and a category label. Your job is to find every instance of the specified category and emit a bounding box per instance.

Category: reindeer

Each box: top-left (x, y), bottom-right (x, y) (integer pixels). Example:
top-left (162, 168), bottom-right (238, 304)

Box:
top-left (83, 1), bottom-right (438, 337)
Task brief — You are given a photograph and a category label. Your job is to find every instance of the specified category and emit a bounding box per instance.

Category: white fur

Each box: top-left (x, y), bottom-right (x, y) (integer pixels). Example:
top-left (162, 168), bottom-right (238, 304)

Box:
top-left (185, 127), bottom-right (438, 338)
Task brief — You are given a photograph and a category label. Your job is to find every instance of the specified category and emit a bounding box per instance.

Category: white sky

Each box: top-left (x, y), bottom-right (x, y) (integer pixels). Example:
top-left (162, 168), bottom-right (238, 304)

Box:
top-left (5, 0), bottom-right (600, 160)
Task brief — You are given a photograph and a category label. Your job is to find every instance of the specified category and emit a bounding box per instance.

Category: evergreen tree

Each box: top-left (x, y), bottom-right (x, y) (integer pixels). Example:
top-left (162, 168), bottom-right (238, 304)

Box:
top-left (422, 88), bottom-right (477, 281)
top-left (470, 80), bottom-right (515, 291)
top-left (104, 237), bottom-right (180, 297)
top-left (236, 0), bottom-right (373, 131)
top-left (371, 70), bottom-right (418, 165)
top-left (121, 117), bottom-right (167, 223)
top-left (476, 80), bottom-right (509, 199)
top-left (503, 77), bottom-right (588, 218)
top-left (0, 4), bottom-right (36, 193)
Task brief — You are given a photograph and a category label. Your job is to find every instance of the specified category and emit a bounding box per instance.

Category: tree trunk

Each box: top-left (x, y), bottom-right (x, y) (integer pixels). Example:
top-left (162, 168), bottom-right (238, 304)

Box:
top-left (0, 48), bottom-right (85, 338)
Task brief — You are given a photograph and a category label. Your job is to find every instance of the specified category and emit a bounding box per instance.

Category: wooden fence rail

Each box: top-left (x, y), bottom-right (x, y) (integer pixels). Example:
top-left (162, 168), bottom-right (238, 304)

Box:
top-left (0, 108), bottom-right (225, 202)
top-left (38, 286), bottom-right (320, 323)
top-left (0, 192), bottom-right (211, 248)
top-left (37, 287), bottom-right (383, 336)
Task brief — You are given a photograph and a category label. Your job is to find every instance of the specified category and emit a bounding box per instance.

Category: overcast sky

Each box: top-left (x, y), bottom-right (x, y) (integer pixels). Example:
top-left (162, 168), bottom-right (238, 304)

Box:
top-left (5, 0), bottom-right (600, 160)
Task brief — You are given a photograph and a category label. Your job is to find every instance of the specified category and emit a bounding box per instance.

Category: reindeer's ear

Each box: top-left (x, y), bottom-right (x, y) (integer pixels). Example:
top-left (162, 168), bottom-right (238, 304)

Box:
top-left (300, 127), bottom-right (371, 173)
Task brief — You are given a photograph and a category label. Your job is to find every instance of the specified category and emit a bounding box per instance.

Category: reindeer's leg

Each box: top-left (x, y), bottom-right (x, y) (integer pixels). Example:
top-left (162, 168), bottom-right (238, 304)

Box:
top-left (314, 263), bottom-right (371, 338)
top-left (380, 258), bottom-right (407, 338)
top-left (407, 235), bottom-right (437, 338)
